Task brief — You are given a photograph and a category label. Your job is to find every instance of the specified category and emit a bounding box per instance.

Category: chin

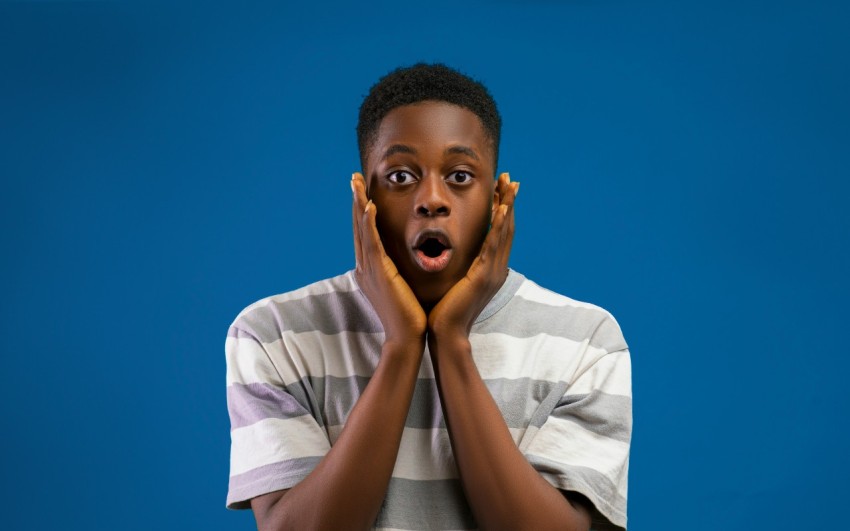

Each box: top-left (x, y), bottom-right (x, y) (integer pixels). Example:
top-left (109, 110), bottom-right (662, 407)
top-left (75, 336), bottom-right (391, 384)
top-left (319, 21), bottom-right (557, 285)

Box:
top-left (408, 272), bottom-right (458, 310)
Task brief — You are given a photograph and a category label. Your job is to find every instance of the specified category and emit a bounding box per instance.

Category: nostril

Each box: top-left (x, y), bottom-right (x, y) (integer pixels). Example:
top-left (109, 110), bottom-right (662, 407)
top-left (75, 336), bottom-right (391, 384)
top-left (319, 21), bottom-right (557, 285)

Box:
top-left (417, 204), bottom-right (450, 216)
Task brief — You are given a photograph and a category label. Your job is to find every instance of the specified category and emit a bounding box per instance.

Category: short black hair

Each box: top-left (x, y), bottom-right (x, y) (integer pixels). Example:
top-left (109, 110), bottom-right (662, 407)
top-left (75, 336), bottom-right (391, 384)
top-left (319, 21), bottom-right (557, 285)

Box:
top-left (357, 63), bottom-right (501, 170)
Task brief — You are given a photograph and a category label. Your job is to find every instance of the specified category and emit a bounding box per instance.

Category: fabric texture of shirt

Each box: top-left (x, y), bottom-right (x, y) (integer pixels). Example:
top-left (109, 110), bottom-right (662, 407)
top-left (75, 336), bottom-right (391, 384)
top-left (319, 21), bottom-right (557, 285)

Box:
top-left (225, 269), bottom-right (631, 530)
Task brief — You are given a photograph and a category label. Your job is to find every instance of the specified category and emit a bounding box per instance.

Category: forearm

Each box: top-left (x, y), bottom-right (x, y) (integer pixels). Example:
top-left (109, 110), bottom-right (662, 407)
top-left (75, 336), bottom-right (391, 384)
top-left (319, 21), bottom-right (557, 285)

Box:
top-left (259, 339), bottom-right (424, 531)
top-left (429, 335), bottom-right (590, 531)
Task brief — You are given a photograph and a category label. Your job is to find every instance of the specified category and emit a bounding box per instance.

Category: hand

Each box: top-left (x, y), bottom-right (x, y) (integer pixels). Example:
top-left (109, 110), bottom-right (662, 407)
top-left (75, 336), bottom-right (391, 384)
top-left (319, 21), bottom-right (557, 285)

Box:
top-left (351, 172), bottom-right (427, 347)
top-left (428, 172), bottom-right (519, 341)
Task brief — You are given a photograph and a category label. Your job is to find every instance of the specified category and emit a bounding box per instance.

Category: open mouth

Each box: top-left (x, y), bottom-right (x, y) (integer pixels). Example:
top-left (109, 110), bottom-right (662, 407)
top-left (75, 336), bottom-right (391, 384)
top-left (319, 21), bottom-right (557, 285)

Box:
top-left (413, 231), bottom-right (453, 272)
top-left (419, 238), bottom-right (448, 258)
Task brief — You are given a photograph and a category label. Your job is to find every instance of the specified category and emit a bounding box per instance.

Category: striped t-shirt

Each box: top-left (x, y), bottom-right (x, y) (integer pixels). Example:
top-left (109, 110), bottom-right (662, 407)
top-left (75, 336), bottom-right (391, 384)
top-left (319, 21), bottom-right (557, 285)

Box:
top-left (225, 269), bottom-right (631, 530)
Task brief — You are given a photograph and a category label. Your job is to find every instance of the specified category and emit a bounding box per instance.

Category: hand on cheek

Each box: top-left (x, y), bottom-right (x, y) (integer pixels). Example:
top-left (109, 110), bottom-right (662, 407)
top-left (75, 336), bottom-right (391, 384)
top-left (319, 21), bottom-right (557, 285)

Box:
top-left (351, 172), bottom-right (427, 347)
top-left (428, 172), bottom-right (519, 340)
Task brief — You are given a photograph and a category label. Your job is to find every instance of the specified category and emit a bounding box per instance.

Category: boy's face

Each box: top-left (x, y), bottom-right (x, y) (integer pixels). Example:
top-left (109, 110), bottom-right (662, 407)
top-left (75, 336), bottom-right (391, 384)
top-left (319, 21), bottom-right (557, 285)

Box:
top-left (364, 101), bottom-right (497, 308)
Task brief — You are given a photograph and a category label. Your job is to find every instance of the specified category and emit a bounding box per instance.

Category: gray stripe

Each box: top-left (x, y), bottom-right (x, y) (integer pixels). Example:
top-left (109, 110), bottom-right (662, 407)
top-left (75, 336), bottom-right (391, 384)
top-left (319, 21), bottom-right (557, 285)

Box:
top-left (254, 375), bottom-right (570, 431)
top-left (226, 456), bottom-right (323, 510)
top-left (474, 268), bottom-right (525, 323)
top-left (284, 376), bottom-right (329, 428)
top-left (474, 296), bottom-right (628, 352)
top-left (229, 467), bottom-right (477, 528)
top-left (377, 477), bottom-right (475, 530)
top-left (405, 376), bottom-right (444, 429)
top-left (231, 377), bottom-right (628, 445)
top-left (227, 382), bottom-right (316, 430)
top-left (233, 290), bottom-right (382, 343)
top-left (529, 380), bottom-right (568, 428)
top-left (301, 375), bottom-right (367, 427)
top-left (229, 272), bottom-right (625, 353)
top-left (230, 269), bottom-right (524, 340)
top-left (486, 377), bottom-right (562, 429)
top-left (296, 375), bottom-right (444, 429)
top-left (527, 455), bottom-right (627, 530)
top-left (554, 391), bottom-right (632, 443)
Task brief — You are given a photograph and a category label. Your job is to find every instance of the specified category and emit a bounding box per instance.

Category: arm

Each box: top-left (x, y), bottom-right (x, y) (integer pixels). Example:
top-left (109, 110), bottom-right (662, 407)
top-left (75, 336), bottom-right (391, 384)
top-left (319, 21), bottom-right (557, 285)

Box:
top-left (252, 340), bottom-right (423, 530)
top-left (428, 174), bottom-right (591, 530)
top-left (252, 173), bottom-right (427, 530)
top-left (427, 336), bottom-right (591, 531)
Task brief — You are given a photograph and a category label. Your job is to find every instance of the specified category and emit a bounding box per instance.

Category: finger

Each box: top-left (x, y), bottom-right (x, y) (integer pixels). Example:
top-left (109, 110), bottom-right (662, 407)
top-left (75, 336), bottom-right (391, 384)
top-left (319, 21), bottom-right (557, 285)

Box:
top-left (477, 203), bottom-right (508, 268)
top-left (495, 173), bottom-right (506, 196)
top-left (354, 173), bottom-right (375, 273)
top-left (352, 173), bottom-right (365, 271)
top-left (497, 182), bottom-right (518, 258)
top-left (501, 179), bottom-right (519, 210)
top-left (360, 199), bottom-right (387, 276)
top-left (492, 172), bottom-right (509, 222)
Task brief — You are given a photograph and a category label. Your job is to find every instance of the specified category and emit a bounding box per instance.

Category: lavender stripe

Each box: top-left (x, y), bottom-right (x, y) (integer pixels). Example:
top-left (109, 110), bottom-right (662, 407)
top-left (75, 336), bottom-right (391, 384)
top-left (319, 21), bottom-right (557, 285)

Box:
top-left (227, 382), bottom-right (316, 430)
top-left (226, 456), bottom-right (323, 510)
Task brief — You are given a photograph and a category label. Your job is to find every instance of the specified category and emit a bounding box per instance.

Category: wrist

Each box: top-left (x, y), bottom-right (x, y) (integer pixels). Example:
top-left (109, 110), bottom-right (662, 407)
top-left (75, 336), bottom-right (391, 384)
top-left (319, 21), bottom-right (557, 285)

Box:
top-left (426, 331), bottom-right (471, 359)
top-left (382, 336), bottom-right (426, 360)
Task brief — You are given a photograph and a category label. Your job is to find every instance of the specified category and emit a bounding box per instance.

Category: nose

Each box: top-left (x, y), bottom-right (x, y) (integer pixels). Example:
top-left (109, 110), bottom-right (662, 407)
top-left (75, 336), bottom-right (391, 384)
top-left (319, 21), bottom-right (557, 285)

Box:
top-left (415, 175), bottom-right (450, 217)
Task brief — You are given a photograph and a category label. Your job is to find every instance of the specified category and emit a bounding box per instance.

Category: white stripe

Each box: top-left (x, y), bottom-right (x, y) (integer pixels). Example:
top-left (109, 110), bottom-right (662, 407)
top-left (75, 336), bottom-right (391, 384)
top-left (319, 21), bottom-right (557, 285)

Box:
top-left (515, 279), bottom-right (610, 314)
top-left (522, 416), bottom-right (629, 498)
top-left (469, 332), bottom-right (609, 383)
top-left (230, 416), bottom-right (330, 476)
top-left (255, 331), bottom-right (436, 386)
top-left (565, 349), bottom-right (631, 397)
top-left (230, 331), bottom-right (628, 394)
top-left (393, 427), bottom-right (457, 480)
top-left (232, 272), bottom-right (359, 322)
top-left (326, 426), bottom-right (527, 481)
top-left (226, 336), bottom-right (284, 386)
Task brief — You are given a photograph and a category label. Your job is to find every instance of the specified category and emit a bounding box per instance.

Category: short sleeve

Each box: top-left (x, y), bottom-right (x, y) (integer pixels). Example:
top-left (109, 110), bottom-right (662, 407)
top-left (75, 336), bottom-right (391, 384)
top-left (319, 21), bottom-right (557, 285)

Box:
top-left (225, 326), bottom-right (331, 510)
top-left (523, 343), bottom-right (632, 530)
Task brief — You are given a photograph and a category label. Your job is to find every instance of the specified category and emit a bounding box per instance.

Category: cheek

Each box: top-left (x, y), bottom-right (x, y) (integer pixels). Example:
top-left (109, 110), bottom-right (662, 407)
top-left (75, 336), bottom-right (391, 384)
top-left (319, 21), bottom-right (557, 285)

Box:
top-left (458, 198), bottom-right (493, 249)
top-left (374, 203), bottom-right (409, 245)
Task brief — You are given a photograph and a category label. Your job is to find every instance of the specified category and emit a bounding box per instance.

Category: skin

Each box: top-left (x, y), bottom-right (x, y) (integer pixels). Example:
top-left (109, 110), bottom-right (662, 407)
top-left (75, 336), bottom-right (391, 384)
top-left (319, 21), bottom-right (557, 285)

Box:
top-left (250, 101), bottom-right (592, 530)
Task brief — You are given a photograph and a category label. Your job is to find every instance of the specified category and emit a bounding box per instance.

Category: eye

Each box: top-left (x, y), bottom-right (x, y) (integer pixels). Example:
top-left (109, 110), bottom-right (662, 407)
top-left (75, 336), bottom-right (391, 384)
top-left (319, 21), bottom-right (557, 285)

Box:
top-left (446, 171), bottom-right (473, 184)
top-left (387, 170), bottom-right (417, 185)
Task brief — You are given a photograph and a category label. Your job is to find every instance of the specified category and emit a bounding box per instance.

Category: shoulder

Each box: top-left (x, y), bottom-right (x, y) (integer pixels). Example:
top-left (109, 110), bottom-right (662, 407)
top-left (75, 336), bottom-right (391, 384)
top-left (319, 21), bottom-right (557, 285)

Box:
top-left (491, 272), bottom-right (628, 354)
top-left (228, 271), bottom-right (379, 342)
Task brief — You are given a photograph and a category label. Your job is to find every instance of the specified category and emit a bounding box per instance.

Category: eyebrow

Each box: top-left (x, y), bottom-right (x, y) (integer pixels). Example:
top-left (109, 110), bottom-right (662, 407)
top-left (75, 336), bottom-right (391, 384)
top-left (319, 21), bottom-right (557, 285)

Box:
top-left (382, 144), bottom-right (417, 160)
top-left (380, 144), bottom-right (481, 162)
top-left (445, 145), bottom-right (479, 161)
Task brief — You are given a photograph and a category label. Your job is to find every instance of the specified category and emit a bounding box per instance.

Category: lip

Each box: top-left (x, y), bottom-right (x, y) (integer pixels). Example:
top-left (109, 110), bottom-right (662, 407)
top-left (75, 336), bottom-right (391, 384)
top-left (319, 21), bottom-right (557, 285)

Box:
top-left (411, 229), bottom-right (453, 273)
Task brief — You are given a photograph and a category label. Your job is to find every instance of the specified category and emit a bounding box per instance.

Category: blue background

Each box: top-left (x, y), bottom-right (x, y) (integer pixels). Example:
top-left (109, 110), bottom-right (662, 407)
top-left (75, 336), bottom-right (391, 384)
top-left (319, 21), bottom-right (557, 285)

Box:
top-left (2, 1), bottom-right (848, 529)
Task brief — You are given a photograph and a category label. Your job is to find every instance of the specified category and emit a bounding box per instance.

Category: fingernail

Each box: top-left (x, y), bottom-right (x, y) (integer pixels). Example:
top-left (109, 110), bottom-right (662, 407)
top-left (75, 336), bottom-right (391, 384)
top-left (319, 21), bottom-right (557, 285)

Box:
top-left (365, 199), bottom-right (373, 214)
top-left (514, 182), bottom-right (520, 195)
top-left (500, 204), bottom-right (508, 215)
top-left (505, 172), bottom-right (511, 183)
top-left (350, 180), bottom-right (356, 194)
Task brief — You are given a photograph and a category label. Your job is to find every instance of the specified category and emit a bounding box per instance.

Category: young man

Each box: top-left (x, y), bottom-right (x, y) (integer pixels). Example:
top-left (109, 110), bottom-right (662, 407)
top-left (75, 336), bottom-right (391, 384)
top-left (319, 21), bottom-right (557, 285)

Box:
top-left (225, 64), bottom-right (631, 530)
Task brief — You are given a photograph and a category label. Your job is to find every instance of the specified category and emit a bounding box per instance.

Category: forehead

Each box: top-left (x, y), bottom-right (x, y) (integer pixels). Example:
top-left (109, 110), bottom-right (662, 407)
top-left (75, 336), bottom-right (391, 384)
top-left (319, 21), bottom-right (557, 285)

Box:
top-left (368, 101), bottom-right (493, 168)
